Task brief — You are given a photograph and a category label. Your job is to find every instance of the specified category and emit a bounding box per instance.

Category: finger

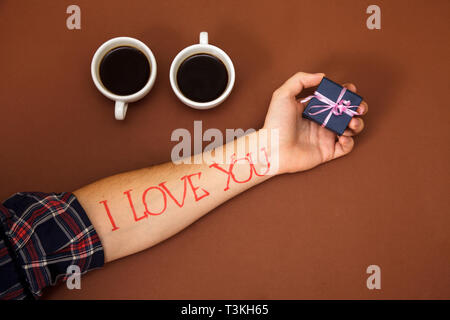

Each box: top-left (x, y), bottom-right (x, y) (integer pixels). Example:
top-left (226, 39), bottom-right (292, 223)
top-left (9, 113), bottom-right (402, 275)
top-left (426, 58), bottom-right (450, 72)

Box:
top-left (347, 117), bottom-right (365, 135)
top-left (333, 135), bottom-right (354, 159)
top-left (275, 72), bottom-right (325, 98)
top-left (358, 101), bottom-right (369, 115)
top-left (343, 83), bottom-right (357, 93)
top-left (342, 118), bottom-right (364, 136)
top-left (342, 129), bottom-right (354, 137)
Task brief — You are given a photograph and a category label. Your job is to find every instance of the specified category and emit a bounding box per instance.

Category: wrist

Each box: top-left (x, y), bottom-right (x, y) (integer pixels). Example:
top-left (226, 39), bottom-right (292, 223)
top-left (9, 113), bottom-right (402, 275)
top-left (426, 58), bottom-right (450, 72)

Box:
top-left (251, 128), bottom-right (282, 177)
top-left (258, 127), bottom-right (300, 176)
top-left (201, 129), bottom-right (282, 178)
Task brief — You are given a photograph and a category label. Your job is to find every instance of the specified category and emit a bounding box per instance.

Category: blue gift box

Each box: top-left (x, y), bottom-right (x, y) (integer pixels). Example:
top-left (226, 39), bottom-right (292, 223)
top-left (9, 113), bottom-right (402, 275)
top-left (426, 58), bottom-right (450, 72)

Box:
top-left (302, 77), bottom-right (363, 135)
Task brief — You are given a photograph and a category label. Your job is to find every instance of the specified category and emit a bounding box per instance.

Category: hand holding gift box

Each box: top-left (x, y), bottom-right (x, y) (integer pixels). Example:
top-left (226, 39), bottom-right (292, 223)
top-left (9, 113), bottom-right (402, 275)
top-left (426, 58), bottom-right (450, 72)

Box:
top-left (301, 77), bottom-right (363, 135)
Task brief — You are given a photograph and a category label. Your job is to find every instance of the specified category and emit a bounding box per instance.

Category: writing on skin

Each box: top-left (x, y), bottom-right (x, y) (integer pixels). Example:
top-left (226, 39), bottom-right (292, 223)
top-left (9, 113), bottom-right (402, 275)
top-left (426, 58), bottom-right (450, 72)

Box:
top-left (100, 148), bottom-right (271, 231)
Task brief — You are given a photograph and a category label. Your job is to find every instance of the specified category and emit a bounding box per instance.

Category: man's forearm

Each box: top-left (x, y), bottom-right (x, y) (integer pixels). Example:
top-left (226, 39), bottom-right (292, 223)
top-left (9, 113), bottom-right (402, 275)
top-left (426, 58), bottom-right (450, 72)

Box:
top-left (74, 130), bottom-right (275, 262)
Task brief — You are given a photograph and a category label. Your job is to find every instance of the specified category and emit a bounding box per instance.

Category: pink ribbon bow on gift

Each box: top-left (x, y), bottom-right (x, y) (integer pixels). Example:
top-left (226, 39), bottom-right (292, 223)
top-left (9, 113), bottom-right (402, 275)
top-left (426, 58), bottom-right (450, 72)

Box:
top-left (300, 87), bottom-right (361, 129)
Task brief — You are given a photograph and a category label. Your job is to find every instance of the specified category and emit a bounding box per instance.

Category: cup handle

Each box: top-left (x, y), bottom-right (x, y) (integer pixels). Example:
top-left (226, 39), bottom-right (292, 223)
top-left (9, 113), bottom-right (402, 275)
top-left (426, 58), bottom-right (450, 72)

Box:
top-left (199, 31), bottom-right (208, 45)
top-left (115, 101), bottom-right (128, 120)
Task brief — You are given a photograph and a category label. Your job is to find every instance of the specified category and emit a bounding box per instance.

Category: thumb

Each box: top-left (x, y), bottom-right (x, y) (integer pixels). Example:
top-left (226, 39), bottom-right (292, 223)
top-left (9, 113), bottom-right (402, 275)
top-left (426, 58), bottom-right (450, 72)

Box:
top-left (275, 72), bottom-right (325, 98)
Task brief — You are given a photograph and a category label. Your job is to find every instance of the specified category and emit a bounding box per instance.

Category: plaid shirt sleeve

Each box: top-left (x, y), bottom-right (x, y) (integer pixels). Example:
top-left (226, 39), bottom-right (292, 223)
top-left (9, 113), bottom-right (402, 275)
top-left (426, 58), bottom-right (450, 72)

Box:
top-left (0, 192), bottom-right (104, 299)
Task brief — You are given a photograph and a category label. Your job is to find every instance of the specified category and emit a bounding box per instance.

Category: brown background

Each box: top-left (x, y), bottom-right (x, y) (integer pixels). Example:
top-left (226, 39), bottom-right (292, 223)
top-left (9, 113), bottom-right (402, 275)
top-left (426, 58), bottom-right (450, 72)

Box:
top-left (0, 0), bottom-right (449, 299)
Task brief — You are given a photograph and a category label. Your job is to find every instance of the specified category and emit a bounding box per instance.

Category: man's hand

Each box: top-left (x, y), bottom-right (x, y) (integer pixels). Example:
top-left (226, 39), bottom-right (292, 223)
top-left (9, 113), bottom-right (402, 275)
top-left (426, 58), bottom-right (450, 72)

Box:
top-left (263, 72), bottom-right (369, 174)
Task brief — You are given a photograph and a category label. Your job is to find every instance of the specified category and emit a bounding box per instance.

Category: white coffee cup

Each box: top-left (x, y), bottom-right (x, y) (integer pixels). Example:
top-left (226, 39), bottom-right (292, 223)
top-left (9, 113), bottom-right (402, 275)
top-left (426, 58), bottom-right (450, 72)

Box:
top-left (169, 32), bottom-right (235, 110)
top-left (91, 37), bottom-right (157, 120)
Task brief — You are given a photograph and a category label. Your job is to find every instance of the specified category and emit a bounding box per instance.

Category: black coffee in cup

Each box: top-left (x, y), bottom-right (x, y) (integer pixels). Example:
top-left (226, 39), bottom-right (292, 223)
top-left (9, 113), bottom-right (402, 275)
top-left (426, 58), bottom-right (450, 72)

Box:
top-left (99, 46), bottom-right (150, 96)
top-left (176, 53), bottom-right (228, 103)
